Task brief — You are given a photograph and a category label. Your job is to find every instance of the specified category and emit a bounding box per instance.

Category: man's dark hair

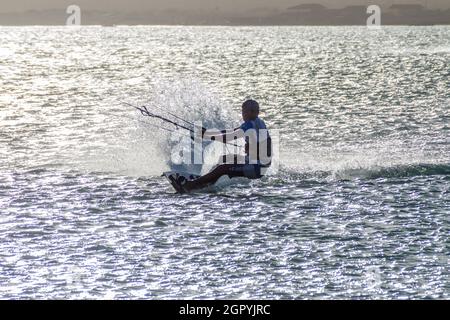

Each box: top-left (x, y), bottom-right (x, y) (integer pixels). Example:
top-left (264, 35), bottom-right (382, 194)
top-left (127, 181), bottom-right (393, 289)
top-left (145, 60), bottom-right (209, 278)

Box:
top-left (242, 99), bottom-right (260, 112)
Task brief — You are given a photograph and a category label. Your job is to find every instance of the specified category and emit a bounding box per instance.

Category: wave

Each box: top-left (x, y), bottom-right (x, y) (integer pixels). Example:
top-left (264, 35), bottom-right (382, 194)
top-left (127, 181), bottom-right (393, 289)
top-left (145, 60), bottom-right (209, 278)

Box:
top-left (352, 163), bottom-right (450, 179)
top-left (276, 163), bottom-right (450, 182)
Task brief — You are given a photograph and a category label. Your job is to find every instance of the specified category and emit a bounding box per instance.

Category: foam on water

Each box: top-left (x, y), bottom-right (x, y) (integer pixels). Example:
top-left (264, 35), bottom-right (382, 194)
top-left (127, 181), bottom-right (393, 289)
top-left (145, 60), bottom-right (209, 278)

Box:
top-left (72, 78), bottom-right (450, 181)
top-left (280, 138), bottom-right (449, 181)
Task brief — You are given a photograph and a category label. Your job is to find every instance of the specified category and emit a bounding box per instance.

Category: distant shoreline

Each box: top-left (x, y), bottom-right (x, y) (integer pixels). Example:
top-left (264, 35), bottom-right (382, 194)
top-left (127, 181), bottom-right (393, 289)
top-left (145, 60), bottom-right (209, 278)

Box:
top-left (1, 6), bottom-right (449, 27)
top-left (0, 24), bottom-right (449, 27)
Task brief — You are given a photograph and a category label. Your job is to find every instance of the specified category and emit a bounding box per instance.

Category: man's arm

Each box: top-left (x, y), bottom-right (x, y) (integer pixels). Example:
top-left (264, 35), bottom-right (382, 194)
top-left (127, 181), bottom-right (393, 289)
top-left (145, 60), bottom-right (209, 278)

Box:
top-left (203, 128), bottom-right (244, 143)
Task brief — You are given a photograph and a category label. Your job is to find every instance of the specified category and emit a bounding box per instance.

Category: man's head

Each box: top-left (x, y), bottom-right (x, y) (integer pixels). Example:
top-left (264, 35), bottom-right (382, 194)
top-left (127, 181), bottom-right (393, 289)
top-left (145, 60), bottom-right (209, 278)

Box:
top-left (242, 99), bottom-right (260, 121)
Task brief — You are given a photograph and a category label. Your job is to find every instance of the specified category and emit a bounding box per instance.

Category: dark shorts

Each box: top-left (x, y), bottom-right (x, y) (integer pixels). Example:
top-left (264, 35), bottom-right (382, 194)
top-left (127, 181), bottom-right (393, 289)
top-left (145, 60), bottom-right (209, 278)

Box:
top-left (219, 155), bottom-right (270, 180)
top-left (227, 164), bottom-right (263, 180)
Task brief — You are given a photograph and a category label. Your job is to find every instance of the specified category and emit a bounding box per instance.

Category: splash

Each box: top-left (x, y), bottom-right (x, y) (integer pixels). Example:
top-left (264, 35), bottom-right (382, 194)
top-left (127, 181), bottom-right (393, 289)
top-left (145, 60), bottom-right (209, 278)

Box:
top-left (81, 78), bottom-right (241, 177)
top-left (138, 78), bottom-right (240, 175)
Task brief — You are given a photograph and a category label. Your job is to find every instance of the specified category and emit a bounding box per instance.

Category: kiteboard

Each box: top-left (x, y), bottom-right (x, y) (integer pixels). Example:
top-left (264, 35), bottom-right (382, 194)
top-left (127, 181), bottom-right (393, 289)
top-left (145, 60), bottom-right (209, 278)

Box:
top-left (162, 171), bottom-right (201, 194)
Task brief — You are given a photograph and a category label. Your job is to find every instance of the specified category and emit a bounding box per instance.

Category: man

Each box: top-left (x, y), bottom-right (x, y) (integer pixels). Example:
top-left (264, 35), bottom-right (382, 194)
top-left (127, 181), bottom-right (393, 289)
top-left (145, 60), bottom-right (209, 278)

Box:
top-left (183, 99), bottom-right (272, 192)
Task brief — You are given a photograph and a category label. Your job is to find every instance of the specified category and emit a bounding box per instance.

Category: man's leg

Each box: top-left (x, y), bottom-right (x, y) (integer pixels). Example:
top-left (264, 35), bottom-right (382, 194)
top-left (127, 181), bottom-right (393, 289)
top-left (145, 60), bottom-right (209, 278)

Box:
top-left (184, 164), bottom-right (233, 191)
top-left (183, 155), bottom-right (252, 192)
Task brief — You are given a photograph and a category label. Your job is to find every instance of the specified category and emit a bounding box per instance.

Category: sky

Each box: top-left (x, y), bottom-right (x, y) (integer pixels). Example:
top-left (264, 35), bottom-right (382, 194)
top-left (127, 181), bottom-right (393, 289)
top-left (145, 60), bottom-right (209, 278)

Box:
top-left (1, 0), bottom-right (449, 13)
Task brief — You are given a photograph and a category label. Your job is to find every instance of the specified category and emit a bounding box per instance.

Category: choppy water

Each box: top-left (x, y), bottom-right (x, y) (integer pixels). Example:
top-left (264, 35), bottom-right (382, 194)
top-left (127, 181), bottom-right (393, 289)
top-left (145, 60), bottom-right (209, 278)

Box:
top-left (0, 26), bottom-right (449, 299)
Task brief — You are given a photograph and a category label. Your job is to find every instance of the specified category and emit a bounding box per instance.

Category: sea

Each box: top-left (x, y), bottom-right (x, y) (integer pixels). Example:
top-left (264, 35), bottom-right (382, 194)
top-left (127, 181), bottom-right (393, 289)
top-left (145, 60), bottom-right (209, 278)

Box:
top-left (0, 26), bottom-right (448, 299)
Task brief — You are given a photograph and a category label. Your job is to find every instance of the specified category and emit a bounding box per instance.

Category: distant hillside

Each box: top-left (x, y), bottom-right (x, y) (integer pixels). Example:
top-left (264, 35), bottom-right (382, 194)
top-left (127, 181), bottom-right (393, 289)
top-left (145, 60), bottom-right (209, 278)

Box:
top-left (0, 5), bottom-right (449, 26)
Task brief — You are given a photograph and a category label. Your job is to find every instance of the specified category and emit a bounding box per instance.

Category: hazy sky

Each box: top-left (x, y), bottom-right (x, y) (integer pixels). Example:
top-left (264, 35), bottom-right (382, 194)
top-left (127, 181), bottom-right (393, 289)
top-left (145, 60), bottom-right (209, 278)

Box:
top-left (1, 0), bottom-right (449, 13)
